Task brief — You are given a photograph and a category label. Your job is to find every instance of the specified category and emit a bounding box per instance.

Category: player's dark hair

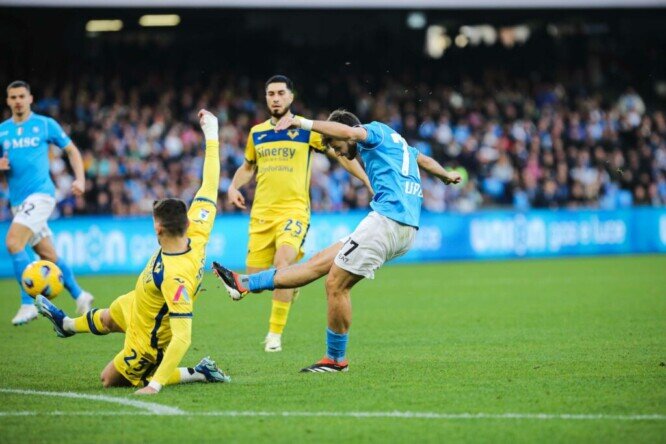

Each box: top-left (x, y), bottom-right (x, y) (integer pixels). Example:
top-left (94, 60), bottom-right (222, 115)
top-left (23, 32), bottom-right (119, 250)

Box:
top-left (152, 198), bottom-right (188, 237)
top-left (6, 80), bottom-right (30, 93)
top-left (265, 75), bottom-right (293, 92)
top-left (327, 109), bottom-right (361, 127)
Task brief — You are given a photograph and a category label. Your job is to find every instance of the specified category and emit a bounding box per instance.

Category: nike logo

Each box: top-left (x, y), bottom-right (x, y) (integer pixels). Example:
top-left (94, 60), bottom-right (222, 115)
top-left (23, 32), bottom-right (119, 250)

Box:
top-left (258, 134), bottom-right (267, 140)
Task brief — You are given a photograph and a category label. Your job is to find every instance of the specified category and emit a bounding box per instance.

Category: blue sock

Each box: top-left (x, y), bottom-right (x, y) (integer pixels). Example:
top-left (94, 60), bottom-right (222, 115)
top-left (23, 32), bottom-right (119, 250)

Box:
top-left (56, 259), bottom-right (83, 299)
top-left (326, 328), bottom-right (349, 362)
top-left (11, 250), bottom-right (32, 305)
top-left (247, 269), bottom-right (276, 292)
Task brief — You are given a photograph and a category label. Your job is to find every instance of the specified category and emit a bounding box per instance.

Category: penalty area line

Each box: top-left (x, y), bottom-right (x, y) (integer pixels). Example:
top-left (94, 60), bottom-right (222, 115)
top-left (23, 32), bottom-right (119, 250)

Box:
top-left (0, 410), bottom-right (663, 421)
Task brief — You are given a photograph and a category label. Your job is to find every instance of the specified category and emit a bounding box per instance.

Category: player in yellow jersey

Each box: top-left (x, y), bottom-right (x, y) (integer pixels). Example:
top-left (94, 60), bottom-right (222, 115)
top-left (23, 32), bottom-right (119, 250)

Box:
top-left (35, 109), bottom-right (229, 394)
top-left (228, 75), bottom-right (371, 352)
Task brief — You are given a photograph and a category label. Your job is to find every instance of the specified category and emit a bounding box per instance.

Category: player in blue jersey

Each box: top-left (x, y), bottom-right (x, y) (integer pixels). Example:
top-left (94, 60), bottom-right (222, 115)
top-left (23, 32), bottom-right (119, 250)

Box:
top-left (213, 109), bottom-right (461, 372)
top-left (0, 81), bottom-right (93, 325)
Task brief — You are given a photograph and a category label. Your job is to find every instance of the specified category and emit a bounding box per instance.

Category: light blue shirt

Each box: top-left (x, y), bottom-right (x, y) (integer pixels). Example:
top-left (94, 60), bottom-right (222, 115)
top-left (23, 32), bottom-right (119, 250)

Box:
top-left (358, 121), bottom-right (422, 228)
top-left (0, 112), bottom-right (71, 207)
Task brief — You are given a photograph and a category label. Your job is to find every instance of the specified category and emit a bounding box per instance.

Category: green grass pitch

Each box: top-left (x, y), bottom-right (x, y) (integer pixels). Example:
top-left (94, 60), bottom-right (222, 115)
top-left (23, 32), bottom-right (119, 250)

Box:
top-left (0, 255), bottom-right (664, 443)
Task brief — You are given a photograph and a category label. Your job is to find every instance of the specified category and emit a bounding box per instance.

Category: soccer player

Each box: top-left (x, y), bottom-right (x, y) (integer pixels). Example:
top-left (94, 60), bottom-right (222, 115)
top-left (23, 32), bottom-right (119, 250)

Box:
top-left (214, 110), bottom-right (461, 372)
top-left (227, 75), bottom-right (371, 352)
top-left (36, 109), bottom-right (229, 393)
top-left (0, 80), bottom-right (93, 326)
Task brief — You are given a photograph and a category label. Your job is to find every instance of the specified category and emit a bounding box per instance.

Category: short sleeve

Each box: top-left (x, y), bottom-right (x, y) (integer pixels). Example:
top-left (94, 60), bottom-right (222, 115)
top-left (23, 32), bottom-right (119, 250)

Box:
top-left (187, 198), bottom-right (217, 241)
top-left (46, 118), bottom-right (72, 149)
top-left (244, 131), bottom-right (256, 163)
top-left (359, 122), bottom-right (384, 149)
top-left (309, 131), bottom-right (327, 152)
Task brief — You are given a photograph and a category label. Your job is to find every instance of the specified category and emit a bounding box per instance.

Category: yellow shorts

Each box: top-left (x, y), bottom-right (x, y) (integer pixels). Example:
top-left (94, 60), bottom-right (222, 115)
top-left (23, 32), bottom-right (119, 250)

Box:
top-left (246, 215), bottom-right (310, 269)
top-left (112, 337), bottom-right (162, 387)
top-left (108, 291), bottom-right (134, 333)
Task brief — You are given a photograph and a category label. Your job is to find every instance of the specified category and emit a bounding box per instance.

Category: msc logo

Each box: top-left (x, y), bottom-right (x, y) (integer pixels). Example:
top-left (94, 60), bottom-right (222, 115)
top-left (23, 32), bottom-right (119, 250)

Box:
top-left (9, 137), bottom-right (40, 149)
top-left (287, 129), bottom-right (299, 140)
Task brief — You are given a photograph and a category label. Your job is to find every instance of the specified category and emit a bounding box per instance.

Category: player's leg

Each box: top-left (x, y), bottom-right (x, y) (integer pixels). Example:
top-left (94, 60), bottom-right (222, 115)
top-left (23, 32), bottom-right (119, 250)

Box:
top-left (300, 265), bottom-right (363, 373)
top-left (162, 357), bottom-right (231, 386)
top-left (100, 359), bottom-right (133, 388)
top-left (213, 241), bottom-right (342, 299)
top-left (33, 235), bottom-right (94, 314)
top-left (35, 292), bottom-right (131, 338)
top-left (5, 221), bottom-right (37, 325)
top-left (301, 212), bottom-right (403, 373)
top-left (264, 244), bottom-right (300, 352)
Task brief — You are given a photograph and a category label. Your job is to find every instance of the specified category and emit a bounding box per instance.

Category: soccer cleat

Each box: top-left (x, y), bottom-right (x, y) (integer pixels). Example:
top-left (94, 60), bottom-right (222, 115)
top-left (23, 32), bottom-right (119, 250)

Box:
top-left (11, 304), bottom-right (38, 326)
top-left (75, 291), bottom-right (94, 315)
top-left (194, 356), bottom-right (231, 383)
top-left (212, 262), bottom-right (249, 301)
top-left (300, 357), bottom-right (349, 373)
top-left (264, 332), bottom-right (282, 352)
top-left (35, 295), bottom-right (74, 338)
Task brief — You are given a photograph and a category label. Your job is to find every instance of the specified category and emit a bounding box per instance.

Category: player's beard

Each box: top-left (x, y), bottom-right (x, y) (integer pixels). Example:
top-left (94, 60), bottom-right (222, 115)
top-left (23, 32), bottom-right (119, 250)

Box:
top-left (271, 106), bottom-right (289, 119)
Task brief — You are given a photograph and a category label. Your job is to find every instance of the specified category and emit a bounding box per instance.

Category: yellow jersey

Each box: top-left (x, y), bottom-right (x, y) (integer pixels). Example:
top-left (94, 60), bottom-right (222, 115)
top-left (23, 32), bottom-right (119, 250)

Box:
top-left (126, 198), bottom-right (214, 350)
top-left (122, 139), bottom-right (219, 386)
top-left (245, 117), bottom-right (326, 219)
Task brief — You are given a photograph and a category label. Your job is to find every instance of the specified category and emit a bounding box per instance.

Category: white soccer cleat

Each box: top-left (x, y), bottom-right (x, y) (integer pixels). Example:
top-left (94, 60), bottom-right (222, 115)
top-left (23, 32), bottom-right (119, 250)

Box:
top-left (264, 332), bottom-right (282, 352)
top-left (12, 304), bottom-right (38, 326)
top-left (75, 291), bottom-right (94, 315)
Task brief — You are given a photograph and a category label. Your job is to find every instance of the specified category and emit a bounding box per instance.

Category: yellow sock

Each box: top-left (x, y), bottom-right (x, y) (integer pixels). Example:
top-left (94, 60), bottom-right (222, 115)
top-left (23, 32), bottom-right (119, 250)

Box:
top-left (72, 309), bottom-right (109, 335)
top-left (268, 300), bottom-right (292, 335)
top-left (165, 369), bottom-right (181, 386)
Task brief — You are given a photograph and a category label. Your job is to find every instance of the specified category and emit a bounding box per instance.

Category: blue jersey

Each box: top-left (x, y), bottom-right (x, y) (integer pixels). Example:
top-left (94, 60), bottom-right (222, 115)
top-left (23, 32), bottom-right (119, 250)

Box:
top-left (358, 121), bottom-right (423, 228)
top-left (0, 112), bottom-right (71, 207)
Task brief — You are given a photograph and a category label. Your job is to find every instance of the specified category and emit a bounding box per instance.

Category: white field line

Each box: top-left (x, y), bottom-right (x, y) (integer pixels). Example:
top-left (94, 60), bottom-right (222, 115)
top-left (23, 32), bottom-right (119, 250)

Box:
top-left (0, 388), bottom-right (184, 415)
top-left (0, 410), bottom-right (663, 421)
top-left (1, 388), bottom-right (663, 421)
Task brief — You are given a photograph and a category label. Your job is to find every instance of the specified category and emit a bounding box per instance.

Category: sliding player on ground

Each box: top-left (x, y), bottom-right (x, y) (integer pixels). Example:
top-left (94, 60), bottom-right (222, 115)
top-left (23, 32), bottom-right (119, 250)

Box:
top-left (37, 109), bottom-right (229, 393)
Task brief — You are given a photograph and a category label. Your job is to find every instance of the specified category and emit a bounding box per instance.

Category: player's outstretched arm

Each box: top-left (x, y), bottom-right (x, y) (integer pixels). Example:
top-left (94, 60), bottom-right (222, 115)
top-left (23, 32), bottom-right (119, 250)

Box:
top-left (275, 115), bottom-right (367, 142)
top-left (416, 153), bottom-right (462, 185)
top-left (194, 109), bottom-right (220, 203)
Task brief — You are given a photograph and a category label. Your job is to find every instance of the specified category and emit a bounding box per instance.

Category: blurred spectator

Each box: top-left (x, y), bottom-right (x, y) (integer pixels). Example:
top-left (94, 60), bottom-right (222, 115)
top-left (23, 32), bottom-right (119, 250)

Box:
top-left (0, 69), bottom-right (664, 220)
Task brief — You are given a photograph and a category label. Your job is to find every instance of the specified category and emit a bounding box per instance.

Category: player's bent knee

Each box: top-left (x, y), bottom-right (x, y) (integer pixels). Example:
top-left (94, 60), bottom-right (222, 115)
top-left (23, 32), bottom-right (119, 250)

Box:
top-left (5, 235), bottom-right (25, 254)
top-left (325, 274), bottom-right (343, 296)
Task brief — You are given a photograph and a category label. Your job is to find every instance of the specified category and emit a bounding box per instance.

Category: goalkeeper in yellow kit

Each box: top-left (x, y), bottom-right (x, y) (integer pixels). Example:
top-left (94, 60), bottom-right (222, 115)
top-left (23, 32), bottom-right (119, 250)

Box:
top-left (35, 109), bottom-right (228, 394)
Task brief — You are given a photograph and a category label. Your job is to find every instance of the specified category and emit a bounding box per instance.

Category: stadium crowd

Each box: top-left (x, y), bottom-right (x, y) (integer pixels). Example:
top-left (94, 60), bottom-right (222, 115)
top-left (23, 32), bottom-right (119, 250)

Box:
top-left (1, 71), bottom-right (665, 220)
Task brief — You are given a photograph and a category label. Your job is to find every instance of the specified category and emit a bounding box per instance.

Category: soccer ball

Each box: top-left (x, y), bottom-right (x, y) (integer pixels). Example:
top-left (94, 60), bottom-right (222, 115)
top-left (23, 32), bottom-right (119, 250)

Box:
top-left (21, 260), bottom-right (64, 300)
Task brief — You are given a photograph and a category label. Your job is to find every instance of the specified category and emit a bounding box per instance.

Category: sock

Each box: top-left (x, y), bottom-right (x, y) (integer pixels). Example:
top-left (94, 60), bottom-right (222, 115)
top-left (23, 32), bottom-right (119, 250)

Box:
top-left (71, 309), bottom-right (109, 335)
top-left (247, 269), bottom-right (276, 292)
top-left (268, 299), bottom-right (292, 335)
top-left (56, 259), bottom-right (83, 299)
top-left (11, 250), bottom-right (32, 305)
top-left (166, 367), bottom-right (206, 386)
top-left (326, 328), bottom-right (349, 363)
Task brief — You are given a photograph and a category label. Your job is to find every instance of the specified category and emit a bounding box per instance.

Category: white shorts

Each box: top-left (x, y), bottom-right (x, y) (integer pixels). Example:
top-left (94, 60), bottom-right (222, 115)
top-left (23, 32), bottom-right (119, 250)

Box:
top-left (334, 211), bottom-right (417, 279)
top-left (11, 193), bottom-right (56, 247)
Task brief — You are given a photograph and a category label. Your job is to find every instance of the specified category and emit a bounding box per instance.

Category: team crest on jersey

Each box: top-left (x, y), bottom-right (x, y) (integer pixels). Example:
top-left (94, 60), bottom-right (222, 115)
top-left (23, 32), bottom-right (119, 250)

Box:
top-left (199, 208), bottom-right (210, 220)
top-left (33, 126), bottom-right (39, 133)
top-left (17, 127), bottom-right (23, 136)
top-left (287, 129), bottom-right (299, 139)
top-left (173, 283), bottom-right (191, 303)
